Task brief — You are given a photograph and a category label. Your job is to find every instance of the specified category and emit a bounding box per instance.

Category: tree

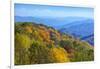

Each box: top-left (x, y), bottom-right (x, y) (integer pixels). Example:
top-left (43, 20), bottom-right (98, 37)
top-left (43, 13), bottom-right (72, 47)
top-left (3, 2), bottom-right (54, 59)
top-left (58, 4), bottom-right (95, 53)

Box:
top-left (28, 40), bottom-right (51, 64)
top-left (15, 33), bottom-right (32, 65)
top-left (70, 40), bottom-right (94, 62)
top-left (15, 33), bottom-right (31, 48)
top-left (60, 40), bottom-right (74, 53)
top-left (49, 47), bottom-right (70, 63)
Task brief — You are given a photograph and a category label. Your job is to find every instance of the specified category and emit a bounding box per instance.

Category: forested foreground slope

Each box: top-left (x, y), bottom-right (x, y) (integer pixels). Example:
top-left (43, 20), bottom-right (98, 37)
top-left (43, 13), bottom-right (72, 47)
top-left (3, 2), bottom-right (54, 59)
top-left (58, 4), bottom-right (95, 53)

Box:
top-left (15, 22), bottom-right (94, 65)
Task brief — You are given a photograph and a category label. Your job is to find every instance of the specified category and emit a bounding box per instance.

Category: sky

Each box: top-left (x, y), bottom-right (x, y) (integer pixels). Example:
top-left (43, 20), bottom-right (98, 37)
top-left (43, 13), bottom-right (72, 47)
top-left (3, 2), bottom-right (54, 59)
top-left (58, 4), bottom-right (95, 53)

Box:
top-left (15, 3), bottom-right (94, 19)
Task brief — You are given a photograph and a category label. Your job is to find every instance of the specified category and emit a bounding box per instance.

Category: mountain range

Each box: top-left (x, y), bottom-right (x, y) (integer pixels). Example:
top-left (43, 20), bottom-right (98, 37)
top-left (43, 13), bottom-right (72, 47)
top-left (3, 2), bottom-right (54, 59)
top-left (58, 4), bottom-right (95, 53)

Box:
top-left (15, 16), bottom-right (94, 46)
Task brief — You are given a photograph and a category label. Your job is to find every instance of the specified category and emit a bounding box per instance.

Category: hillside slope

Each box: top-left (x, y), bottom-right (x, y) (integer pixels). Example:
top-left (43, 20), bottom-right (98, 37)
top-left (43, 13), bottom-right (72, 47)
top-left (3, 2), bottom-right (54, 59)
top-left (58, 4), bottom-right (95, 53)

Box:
top-left (59, 20), bottom-right (94, 45)
top-left (15, 22), bottom-right (94, 65)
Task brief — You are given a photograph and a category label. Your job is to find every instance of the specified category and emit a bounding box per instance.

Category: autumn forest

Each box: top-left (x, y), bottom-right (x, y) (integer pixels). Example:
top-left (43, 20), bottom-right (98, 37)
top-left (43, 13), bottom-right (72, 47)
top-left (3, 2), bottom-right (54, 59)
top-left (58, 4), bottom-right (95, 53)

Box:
top-left (15, 22), bottom-right (94, 65)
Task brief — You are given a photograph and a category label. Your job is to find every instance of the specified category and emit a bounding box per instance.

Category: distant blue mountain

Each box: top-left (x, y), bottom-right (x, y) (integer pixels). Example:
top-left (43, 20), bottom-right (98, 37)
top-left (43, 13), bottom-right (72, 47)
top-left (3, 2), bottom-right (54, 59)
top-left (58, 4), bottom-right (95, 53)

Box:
top-left (59, 19), bottom-right (94, 37)
top-left (15, 16), bottom-right (91, 28)
top-left (15, 16), bottom-right (35, 22)
top-left (15, 16), bottom-right (94, 45)
top-left (58, 19), bottom-right (94, 46)
top-left (81, 34), bottom-right (94, 45)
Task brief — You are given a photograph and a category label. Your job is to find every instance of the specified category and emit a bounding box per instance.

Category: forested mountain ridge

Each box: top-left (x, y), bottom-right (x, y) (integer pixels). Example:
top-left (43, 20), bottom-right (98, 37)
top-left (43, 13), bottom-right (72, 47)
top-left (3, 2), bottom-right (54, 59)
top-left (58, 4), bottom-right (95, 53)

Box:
top-left (15, 16), bottom-right (94, 45)
top-left (15, 22), bottom-right (94, 65)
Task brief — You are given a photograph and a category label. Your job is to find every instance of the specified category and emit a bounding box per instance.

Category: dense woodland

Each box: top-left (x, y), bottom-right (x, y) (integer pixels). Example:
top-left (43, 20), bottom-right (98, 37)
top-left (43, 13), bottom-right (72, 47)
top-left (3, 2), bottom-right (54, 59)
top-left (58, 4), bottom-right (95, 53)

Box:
top-left (15, 22), bottom-right (94, 65)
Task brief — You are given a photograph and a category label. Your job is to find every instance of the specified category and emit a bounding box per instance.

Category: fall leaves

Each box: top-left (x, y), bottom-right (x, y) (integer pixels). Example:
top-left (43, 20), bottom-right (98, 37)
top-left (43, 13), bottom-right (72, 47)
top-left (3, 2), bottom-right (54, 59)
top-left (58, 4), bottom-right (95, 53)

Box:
top-left (15, 22), bottom-right (94, 65)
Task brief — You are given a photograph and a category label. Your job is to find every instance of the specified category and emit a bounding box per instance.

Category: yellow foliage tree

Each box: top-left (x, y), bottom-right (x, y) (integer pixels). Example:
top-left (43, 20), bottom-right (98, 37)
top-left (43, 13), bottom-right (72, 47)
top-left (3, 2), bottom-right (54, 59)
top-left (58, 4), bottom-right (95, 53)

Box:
top-left (15, 33), bottom-right (31, 49)
top-left (49, 47), bottom-right (70, 63)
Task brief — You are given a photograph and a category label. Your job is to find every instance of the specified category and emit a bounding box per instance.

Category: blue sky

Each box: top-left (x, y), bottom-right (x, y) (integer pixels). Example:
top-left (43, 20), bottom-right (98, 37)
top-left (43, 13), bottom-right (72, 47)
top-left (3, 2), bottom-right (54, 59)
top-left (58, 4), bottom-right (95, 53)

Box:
top-left (15, 3), bottom-right (94, 19)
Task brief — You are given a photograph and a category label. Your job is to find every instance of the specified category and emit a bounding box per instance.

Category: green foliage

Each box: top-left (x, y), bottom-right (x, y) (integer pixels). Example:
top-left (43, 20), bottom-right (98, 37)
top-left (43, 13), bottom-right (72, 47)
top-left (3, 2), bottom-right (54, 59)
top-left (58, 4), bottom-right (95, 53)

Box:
top-left (15, 33), bottom-right (32, 65)
top-left (28, 40), bottom-right (51, 64)
top-left (70, 49), bottom-right (94, 62)
top-left (15, 48), bottom-right (30, 65)
top-left (69, 40), bottom-right (94, 62)
top-left (60, 39), bottom-right (74, 53)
